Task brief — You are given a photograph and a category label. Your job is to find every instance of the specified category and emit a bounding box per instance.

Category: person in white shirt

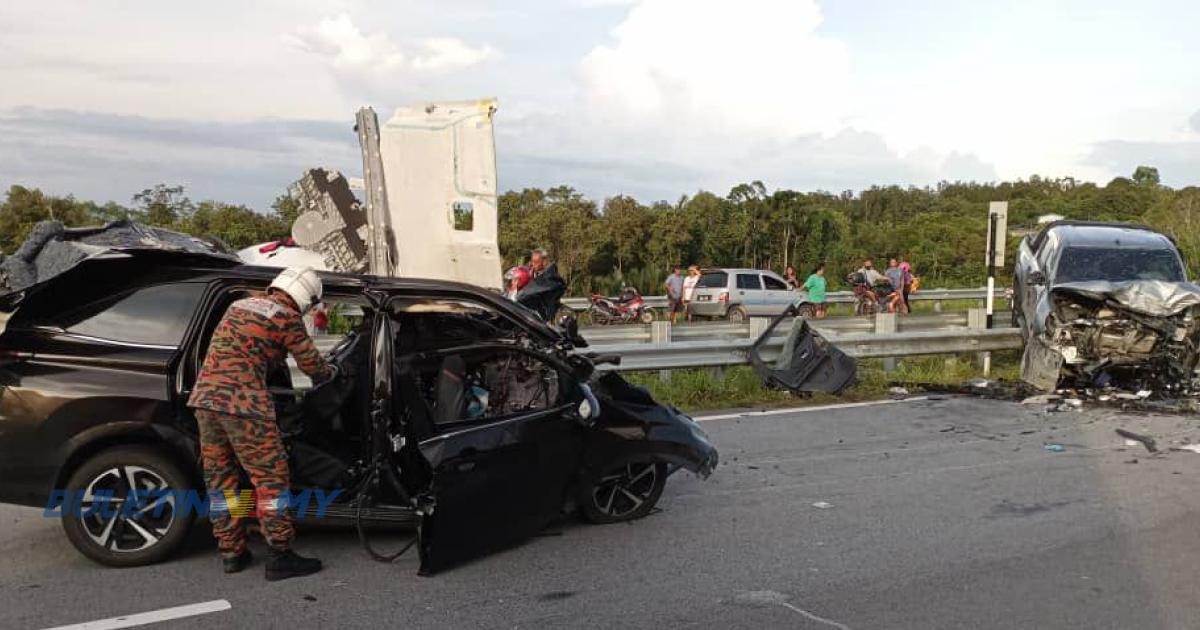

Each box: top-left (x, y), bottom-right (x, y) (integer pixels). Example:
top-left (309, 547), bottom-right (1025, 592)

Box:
top-left (681, 265), bottom-right (701, 322)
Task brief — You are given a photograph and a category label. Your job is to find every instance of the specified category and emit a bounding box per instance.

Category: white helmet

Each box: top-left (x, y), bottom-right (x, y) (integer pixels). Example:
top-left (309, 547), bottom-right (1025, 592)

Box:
top-left (269, 266), bottom-right (322, 312)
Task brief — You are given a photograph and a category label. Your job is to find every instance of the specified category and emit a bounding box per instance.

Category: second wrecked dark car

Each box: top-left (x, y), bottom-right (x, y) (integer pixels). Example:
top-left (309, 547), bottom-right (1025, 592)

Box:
top-left (0, 221), bottom-right (717, 575)
top-left (1012, 221), bottom-right (1200, 392)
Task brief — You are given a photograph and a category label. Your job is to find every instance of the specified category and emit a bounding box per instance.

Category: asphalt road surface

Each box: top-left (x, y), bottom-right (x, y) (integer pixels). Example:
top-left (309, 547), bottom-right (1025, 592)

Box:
top-left (4, 396), bottom-right (1200, 629)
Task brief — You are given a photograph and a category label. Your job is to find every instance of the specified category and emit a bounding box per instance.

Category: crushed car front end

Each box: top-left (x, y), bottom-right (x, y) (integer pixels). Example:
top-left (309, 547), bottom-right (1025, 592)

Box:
top-left (1022, 280), bottom-right (1200, 391)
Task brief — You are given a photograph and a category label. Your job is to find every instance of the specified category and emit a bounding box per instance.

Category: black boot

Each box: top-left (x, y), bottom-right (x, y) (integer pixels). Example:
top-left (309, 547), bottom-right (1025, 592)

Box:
top-left (265, 547), bottom-right (322, 582)
top-left (222, 549), bottom-right (253, 574)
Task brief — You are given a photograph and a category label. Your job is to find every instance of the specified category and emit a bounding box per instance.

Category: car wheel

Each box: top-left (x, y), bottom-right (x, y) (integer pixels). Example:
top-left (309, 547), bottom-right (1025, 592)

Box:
top-left (61, 446), bottom-right (195, 567)
top-left (727, 306), bottom-right (748, 322)
top-left (581, 461), bottom-right (667, 524)
top-left (639, 309), bottom-right (655, 324)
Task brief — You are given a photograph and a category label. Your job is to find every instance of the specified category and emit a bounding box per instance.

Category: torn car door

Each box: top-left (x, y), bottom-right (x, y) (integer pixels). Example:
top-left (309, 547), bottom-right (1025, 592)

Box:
top-left (401, 344), bottom-right (585, 575)
top-left (748, 305), bottom-right (857, 394)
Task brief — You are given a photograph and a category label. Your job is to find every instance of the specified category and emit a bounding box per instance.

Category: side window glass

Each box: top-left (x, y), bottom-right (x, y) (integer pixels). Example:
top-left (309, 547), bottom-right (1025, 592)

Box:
top-left (736, 274), bottom-right (762, 290)
top-left (61, 283), bottom-right (204, 347)
top-left (762, 275), bottom-right (788, 291)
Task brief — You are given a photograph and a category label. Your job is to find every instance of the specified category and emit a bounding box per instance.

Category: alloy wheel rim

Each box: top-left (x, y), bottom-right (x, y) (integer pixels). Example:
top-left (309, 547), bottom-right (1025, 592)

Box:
top-left (79, 465), bottom-right (177, 553)
top-left (592, 462), bottom-right (657, 518)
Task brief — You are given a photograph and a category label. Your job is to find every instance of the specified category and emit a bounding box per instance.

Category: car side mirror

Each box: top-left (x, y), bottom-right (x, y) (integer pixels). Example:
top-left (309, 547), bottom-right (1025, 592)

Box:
top-left (1028, 270), bottom-right (1046, 286)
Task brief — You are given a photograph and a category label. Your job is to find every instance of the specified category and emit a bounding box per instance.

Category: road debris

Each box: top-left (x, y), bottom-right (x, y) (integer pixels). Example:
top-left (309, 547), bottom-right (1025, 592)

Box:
top-left (811, 502), bottom-right (834, 509)
top-left (1115, 428), bottom-right (1159, 453)
top-left (888, 386), bottom-right (909, 399)
top-left (1021, 394), bottom-right (1062, 405)
top-left (1044, 444), bottom-right (1066, 452)
top-left (1174, 444), bottom-right (1200, 453)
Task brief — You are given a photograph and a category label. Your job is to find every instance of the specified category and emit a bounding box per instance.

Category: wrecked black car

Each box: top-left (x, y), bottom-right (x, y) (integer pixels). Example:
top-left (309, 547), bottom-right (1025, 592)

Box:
top-left (1012, 221), bottom-right (1200, 392)
top-left (0, 223), bottom-right (717, 574)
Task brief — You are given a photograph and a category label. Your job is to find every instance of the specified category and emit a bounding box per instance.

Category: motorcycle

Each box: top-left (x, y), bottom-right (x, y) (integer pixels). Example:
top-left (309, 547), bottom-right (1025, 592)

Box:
top-left (589, 286), bottom-right (656, 325)
top-left (845, 271), bottom-right (880, 317)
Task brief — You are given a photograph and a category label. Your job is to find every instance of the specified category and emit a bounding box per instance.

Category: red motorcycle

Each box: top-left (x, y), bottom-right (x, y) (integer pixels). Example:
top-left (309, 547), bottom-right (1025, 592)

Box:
top-left (589, 287), bottom-right (656, 325)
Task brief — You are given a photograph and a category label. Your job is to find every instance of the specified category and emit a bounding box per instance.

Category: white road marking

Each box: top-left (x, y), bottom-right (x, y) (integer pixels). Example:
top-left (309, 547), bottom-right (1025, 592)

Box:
top-left (40, 600), bottom-right (232, 630)
top-left (695, 396), bottom-right (932, 422)
top-left (778, 601), bottom-right (853, 630)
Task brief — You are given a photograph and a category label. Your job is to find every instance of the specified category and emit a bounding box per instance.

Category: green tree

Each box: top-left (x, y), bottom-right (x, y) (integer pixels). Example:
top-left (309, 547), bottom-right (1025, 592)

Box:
top-left (1132, 165), bottom-right (1161, 187)
top-left (133, 184), bottom-right (193, 226)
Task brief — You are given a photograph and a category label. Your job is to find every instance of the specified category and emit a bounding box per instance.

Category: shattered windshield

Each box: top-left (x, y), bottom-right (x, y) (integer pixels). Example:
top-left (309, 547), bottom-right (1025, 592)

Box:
top-left (1054, 247), bottom-right (1185, 284)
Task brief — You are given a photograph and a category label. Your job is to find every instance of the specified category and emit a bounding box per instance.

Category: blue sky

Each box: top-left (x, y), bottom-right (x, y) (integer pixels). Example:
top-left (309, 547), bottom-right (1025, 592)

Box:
top-left (1, 0), bottom-right (1198, 210)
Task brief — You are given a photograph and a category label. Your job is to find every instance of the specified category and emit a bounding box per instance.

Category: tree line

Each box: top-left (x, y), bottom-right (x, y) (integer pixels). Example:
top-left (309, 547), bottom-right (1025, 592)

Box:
top-left (3, 166), bottom-right (1197, 296)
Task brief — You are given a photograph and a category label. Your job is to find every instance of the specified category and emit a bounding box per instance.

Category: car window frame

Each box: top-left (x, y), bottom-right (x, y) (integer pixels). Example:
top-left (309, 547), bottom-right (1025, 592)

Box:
top-left (736, 273), bottom-right (763, 290)
top-left (762, 274), bottom-right (789, 291)
top-left (55, 281), bottom-right (208, 350)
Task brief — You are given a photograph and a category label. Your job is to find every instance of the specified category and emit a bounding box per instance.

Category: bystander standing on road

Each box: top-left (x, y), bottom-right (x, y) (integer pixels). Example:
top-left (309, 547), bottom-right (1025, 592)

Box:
top-left (784, 265), bottom-right (800, 290)
top-left (664, 264), bottom-right (685, 324)
top-left (885, 257), bottom-right (908, 314)
top-left (803, 263), bottom-right (828, 318)
top-left (682, 264), bottom-right (700, 322)
top-left (900, 257), bottom-right (916, 311)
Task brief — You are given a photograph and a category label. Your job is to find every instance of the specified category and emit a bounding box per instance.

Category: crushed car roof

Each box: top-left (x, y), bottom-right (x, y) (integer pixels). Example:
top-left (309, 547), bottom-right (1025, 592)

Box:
top-left (0, 220), bottom-right (238, 294)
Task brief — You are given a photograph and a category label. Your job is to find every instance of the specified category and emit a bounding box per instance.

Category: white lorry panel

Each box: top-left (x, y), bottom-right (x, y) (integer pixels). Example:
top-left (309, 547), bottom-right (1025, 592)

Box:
top-left (378, 99), bottom-right (502, 289)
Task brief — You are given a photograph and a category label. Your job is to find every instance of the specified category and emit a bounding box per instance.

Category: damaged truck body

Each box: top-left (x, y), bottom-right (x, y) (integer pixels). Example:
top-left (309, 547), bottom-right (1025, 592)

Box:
top-left (0, 223), bottom-right (717, 574)
top-left (1013, 221), bottom-right (1200, 392)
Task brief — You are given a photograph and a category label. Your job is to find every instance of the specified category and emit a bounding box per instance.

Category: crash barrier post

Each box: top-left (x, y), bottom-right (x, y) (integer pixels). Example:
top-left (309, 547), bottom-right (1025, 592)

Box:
top-left (652, 320), bottom-right (672, 383)
top-left (875, 312), bottom-right (898, 372)
top-left (968, 307), bottom-right (989, 376)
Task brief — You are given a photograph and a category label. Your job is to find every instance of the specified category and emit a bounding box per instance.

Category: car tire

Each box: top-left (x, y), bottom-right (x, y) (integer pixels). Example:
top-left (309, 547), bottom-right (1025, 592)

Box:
top-left (639, 309), bottom-right (655, 325)
top-left (61, 446), bottom-right (196, 567)
top-left (727, 306), bottom-right (748, 322)
top-left (580, 460), bottom-right (667, 524)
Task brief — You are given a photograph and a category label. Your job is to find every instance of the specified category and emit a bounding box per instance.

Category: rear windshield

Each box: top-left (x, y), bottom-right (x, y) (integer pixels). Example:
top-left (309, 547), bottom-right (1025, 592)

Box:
top-left (697, 272), bottom-right (728, 289)
top-left (1055, 247), bottom-right (1185, 284)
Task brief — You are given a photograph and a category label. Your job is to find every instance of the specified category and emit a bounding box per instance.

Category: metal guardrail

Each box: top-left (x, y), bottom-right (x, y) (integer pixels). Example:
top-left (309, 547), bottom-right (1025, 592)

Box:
top-left (308, 307), bottom-right (1021, 376)
top-left (580, 311), bottom-right (1013, 345)
top-left (597, 328), bottom-right (1023, 372)
top-left (561, 287), bottom-right (1006, 312)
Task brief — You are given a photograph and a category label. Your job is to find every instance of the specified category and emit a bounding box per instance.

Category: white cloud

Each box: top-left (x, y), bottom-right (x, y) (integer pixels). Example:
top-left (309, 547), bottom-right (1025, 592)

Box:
top-left (286, 14), bottom-right (498, 74)
top-left (579, 0), bottom-right (851, 139)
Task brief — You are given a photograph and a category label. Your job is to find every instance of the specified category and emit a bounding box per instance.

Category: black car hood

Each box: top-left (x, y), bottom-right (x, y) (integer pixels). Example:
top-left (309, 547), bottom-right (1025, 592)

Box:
top-left (0, 220), bottom-right (237, 294)
top-left (1050, 280), bottom-right (1200, 317)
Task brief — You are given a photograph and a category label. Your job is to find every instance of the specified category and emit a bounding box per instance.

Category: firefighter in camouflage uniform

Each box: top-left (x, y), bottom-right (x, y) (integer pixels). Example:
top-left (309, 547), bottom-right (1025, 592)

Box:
top-left (188, 266), bottom-right (334, 581)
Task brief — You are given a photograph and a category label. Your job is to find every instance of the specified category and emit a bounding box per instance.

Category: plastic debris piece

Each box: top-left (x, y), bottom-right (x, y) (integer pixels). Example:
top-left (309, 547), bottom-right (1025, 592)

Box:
top-left (1021, 394), bottom-right (1062, 405)
top-left (1136, 390), bottom-right (1152, 399)
top-left (1064, 398), bottom-right (1083, 408)
top-left (811, 502), bottom-right (834, 509)
top-left (1124, 439), bottom-right (1140, 447)
top-left (1115, 428), bottom-right (1158, 453)
top-left (888, 386), bottom-right (909, 400)
top-left (1176, 444), bottom-right (1200, 453)
top-left (1044, 444), bottom-right (1066, 452)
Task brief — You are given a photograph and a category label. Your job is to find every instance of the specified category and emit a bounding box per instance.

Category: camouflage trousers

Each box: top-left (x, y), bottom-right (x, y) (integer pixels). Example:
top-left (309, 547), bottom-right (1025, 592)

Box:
top-left (194, 408), bottom-right (294, 558)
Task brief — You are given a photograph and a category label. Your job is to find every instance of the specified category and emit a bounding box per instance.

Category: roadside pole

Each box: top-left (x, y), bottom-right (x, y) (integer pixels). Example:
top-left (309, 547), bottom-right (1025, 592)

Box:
top-left (983, 201), bottom-right (1008, 377)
